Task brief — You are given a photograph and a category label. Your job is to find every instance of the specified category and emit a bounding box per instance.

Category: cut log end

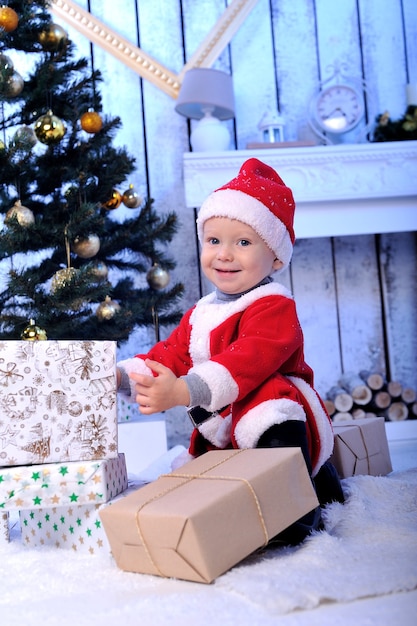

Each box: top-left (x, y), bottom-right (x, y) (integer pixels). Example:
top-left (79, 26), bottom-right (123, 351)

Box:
top-left (385, 401), bottom-right (408, 421)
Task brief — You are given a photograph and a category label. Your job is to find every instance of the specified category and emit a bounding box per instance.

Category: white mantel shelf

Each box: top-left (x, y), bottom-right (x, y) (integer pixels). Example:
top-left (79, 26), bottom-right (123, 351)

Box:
top-left (183, 141), bottom-right (417, 238)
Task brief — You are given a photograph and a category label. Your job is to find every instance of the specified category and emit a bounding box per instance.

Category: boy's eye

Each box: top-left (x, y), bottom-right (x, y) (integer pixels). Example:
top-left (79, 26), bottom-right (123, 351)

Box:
top-left (239, 239), bottom-right (251, 247)
top-left (208, 237), bottom-right (220, 245)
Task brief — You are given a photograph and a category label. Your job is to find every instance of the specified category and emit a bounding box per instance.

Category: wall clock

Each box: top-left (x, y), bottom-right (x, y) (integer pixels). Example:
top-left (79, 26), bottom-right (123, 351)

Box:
top-left (309, 63), bottom-right (367, 144)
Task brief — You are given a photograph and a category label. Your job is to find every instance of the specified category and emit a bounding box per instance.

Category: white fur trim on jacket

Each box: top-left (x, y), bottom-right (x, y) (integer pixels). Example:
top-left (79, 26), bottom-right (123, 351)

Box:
top-left (288, 375), bottom-right (334, 475)
top-left (197, 188), bottom-right (293, 269)
top-left (117, 357), bottom-right (152, 399)
top-left (189, 282), bottom-right (293, 366)
top-left (189, 360), bottom-right (239, 412)
top-left (197, 413), bottom-right (233, 449)
top-left (233, 397), bottom-right (306, 449)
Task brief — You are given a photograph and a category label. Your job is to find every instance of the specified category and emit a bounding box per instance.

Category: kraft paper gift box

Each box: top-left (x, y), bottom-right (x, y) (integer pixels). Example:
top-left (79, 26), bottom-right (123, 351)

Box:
top-left (0, 453), bottom-right (128, 512)
top-left (329, 417), bottom-right (392, 478)
top-left (99, 448), bottom-right (319, 584)
top-left (0, 340), bottom-right (118, 467)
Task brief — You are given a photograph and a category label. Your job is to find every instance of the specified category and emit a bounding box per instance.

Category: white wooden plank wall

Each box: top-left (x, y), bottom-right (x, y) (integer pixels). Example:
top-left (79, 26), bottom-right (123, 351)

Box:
top-left (56, 0), bottom-right (417, 446)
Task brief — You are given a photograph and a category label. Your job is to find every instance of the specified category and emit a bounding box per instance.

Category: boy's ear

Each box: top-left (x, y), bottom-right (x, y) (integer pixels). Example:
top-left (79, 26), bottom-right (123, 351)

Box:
top-left (273, 258), bottom-right (284, 271)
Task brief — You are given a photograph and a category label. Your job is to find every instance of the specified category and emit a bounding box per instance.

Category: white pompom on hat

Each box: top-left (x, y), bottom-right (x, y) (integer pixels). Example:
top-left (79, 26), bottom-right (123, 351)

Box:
top-left (197, 157), bottom-right (296, 269)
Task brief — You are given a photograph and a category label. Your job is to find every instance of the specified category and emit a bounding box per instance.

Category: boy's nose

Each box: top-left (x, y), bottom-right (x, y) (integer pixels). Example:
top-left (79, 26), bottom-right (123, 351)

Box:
top-left (216, 244), bottom-right (233, 260)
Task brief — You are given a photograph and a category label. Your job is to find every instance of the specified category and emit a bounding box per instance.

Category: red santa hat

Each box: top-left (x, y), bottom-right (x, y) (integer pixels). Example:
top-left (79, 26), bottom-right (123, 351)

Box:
top-left (197, 157), bottom-right (296, 269)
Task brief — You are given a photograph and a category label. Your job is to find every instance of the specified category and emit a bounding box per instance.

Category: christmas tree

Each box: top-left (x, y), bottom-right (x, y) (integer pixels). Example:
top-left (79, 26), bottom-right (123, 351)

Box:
top-left (0, 0), bottom-right (183, 343)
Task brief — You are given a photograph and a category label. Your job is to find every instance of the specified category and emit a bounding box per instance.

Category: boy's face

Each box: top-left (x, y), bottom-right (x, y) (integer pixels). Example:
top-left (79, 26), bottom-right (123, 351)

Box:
top-left (200, 217), bottom-right (283, 294)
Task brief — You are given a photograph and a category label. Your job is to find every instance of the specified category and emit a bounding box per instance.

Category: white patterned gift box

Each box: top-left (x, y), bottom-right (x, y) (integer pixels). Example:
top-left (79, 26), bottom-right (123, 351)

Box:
top-left (0, 453), bottom-right (127, 512)
top-left (0, 340), bottom-right (118, 467)
top-left (19, 482), bottom-right (140, 555)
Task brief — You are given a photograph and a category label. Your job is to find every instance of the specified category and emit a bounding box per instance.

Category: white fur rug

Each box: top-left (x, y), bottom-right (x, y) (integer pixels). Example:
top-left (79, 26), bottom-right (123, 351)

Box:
top-left (1, 466), bottom-right (416, 626)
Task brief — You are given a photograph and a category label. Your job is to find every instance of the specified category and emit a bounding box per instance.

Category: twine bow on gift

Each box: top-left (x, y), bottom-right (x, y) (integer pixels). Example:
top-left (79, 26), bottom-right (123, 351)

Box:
top-left (134, 450), bottom-right (270, 578)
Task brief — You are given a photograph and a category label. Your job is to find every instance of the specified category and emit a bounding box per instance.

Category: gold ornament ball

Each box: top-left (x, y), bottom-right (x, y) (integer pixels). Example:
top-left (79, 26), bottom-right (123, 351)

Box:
top-left (21, 319), bottom-right (47, 341)
top-left (146, 263), bottom-right (170, 290)
top-left (102, 189), bottom-right (122, 210)
top-left (72, 234), bottom-right (100, 258)
top-left (4, 71), bottom-right (24, 98)
top-left (51, 267), bottom-right (78, 293)
top-left (0, 6), bottom-right (19, 32)
top-left (96, 296), bottom-right (121, 321)
top-left (122, 184), bottom-right (142, 209)
top-left (80, 109), bottom-right (103, 133)
top-left (0, 139), bottom-right (5, 152)
top-left (38, 23), bottom-right (68, 51)
top-left (34, 110), bottom-right (66, 145)
top-left (6, 200), bottom-right (35, 227)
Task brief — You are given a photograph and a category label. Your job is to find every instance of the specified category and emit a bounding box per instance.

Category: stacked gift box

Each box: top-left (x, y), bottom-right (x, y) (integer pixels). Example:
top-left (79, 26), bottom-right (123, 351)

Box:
top-left (0, 340), bottom-right (129, 553)
top-left (1, 339), bottom-right (393, 579)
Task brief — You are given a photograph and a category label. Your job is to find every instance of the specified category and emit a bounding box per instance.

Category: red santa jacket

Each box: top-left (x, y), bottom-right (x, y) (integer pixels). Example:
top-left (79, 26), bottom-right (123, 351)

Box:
top-left (119, 282), bottom-right (334, 476)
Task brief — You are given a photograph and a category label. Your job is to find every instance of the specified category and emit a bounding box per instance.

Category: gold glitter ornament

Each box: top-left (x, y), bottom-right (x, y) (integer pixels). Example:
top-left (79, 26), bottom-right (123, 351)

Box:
top-left (80, 109), bottom-right (103, 133)
top-left (72, 234), bottom-right (100, 258)
top-left (122, 184), bottom-right (142, 209)
top-left (21, 319), bottom-right (47, 341)
top-left (102, 189), bottom-right (122, 210)
top-left (146, 263), bottom-right (170, 290)
top-left (96, 296), bottom-right (121, 321)
top-left (34, 110), bottom-right (66, 145)
top-left (50, 267), bottom-right (78, 293)
top-left (6, 200), bottom-right (35, 227)
top-left (0, 6), bottom-right (19, 32)
top-left (38, 23), bottom-right (68, 51)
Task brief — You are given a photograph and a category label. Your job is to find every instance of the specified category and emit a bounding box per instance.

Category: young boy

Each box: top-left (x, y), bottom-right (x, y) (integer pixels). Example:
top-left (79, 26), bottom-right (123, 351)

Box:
top-left (117, 158), bottom-right (343, 543)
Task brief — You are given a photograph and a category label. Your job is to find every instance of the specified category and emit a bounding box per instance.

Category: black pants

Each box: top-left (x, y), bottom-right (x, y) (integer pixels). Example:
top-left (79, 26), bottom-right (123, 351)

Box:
top-left (257, 421), bottom-right (344, 546)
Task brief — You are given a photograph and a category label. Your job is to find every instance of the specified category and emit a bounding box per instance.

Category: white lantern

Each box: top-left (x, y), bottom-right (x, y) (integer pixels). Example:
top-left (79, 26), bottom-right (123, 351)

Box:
top-left (258, 110), bottom-right (286, 143)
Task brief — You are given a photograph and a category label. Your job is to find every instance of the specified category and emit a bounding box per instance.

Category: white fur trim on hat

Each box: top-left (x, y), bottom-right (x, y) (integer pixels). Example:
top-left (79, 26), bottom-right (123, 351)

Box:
top-left (197, 188), bottom-right (293, 269)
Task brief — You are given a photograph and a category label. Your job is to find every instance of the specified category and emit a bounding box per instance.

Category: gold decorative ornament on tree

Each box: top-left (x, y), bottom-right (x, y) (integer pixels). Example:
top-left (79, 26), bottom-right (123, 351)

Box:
top-left (0, 5), bottom-right (19, 32)
top-left (38, 23), bottom-right (68, 51)
top-left (5, 200), bottom-right (35, 227)
top-left (122, 184), bottom-right (142, 208)
top-left (21, 319), bottom-right (47, 341)
top-left (96, 295), bottom-right (121, 321)
top-left (101, 189), bottom-right (122, 210)
top-left (72, 234), bottom-right (100, 258)
top-left (34, 110), bottom-right (66, 144)
top-left (146, 263), bottom-right (170, 290)
top-left (50, 267), bottom-right (78, 294)
top-left (80, 109), bottom-right (103, 133)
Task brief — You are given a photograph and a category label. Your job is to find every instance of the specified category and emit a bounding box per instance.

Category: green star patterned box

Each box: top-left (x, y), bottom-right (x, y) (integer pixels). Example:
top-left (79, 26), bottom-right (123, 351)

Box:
top-left (0, 340), bottom-right (118, 467)
top-left (18, 481), bottom-right (139, 556)
top-left (0, 453), bottom-right (127, 512)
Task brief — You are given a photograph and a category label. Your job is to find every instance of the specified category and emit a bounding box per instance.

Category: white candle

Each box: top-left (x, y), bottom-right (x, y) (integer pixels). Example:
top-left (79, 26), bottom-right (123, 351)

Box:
top-left (406, 83), bottom-right (417, 106)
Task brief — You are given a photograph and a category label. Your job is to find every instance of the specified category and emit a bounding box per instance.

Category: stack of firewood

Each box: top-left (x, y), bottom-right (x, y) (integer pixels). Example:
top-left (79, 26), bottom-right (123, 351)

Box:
top-left (324, 371), bottom-right (417, 422)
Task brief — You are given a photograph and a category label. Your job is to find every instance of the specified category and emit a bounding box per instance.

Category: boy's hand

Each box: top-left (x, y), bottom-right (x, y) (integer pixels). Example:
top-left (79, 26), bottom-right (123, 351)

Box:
top-left (129, 359), bottom-right (190, 414)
